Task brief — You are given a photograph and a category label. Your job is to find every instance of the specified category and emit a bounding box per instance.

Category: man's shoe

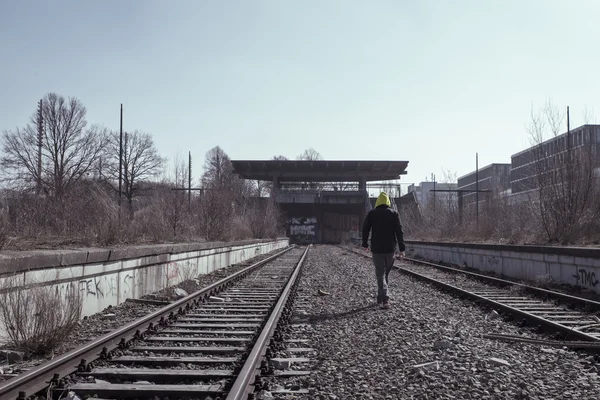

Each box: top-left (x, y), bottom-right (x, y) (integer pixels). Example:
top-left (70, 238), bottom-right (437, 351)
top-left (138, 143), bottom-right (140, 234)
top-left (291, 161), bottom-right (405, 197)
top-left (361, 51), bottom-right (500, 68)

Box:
top-left (381, 301), bottom-right (390, 309)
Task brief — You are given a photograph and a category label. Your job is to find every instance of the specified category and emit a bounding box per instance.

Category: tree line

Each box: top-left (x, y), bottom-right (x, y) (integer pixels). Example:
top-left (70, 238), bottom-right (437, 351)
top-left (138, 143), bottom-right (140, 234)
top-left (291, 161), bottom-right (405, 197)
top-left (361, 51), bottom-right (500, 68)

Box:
top-left (0, 92), bottom-right (324, 249)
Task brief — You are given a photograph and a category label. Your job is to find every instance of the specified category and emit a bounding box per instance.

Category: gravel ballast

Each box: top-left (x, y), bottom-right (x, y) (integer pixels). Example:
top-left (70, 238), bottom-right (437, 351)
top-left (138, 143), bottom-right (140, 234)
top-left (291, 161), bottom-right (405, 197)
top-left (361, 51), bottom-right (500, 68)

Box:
top-left (284, 245), bottom-right (600, 399)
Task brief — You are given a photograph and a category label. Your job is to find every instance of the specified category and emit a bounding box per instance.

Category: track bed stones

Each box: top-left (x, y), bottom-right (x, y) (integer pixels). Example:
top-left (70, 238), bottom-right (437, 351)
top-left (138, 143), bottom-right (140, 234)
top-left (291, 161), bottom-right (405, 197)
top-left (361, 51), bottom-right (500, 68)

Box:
top-left (282, 245), bottom-right (600, 399)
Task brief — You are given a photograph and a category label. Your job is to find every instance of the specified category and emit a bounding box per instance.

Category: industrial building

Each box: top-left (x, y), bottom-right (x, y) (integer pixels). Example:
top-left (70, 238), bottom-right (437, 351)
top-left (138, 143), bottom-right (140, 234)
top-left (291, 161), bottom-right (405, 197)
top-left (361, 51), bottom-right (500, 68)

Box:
top-left (407, 181), bottom-right (457, 208)
top-left (510, 124), bottom-right (600, 198)
top-left (457, 163), bottom-right (511, 206)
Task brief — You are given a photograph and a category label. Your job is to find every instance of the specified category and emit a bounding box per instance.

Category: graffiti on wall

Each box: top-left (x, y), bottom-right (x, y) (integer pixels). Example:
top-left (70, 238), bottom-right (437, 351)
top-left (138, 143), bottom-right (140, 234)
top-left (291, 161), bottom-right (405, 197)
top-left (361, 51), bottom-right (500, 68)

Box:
top-left (78, 276), bottom-right (118, 299)
top-left (167, 259), bottom-right (206, 283)
top-left (288, 216), bottom-right (318, 244)
top-left (479, 255), bottom-right (501, 269)
top-left (124, 271), bottom-right (145, 295)
top-left (572, 268), bottom-right (599, 288)
top-left (166, 262), bottom-right (180, 280)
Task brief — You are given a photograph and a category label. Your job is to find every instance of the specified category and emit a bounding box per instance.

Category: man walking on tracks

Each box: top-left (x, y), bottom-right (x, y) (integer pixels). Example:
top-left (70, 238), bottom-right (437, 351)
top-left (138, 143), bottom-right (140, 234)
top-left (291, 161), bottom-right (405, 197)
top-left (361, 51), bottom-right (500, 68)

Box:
top-left (361, 192), bottom-right (406, 309)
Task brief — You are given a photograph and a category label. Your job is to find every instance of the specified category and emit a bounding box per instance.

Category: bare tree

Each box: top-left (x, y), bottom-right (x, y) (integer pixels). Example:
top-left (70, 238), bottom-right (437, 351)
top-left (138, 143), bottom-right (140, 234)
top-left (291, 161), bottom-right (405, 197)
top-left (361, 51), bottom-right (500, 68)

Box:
top-left (296, 148), bottom-right (323, 161)
top-left (527, 100), bottom-right (599, 243)
top-left (202, 146), bottom-right (254, 202)
top-left (162, 154), bottom-right (190, 237)
top-left (1, 93), bottom-right (108, 199)
top-left (245, 197), bottom-right (284, 238)
top-left (202, 146), bottom-right (234, 188)
top-left (198, 185), bottom-right (233, 241)
top-left (198, 147), bottom-right (237, 240)
top-left (583, 106), bottom-right (597, 125)
top-left (105, 130), bottom-right (165, 217)
top-left (296, 148), bottom-right (323, 190)
top-left (255, 180), bottom-right (269, 197)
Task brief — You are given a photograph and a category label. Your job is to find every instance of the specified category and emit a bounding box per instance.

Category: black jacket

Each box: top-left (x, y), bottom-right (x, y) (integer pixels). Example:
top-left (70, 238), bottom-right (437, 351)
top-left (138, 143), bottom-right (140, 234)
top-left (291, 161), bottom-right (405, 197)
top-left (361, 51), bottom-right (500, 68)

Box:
top-left (361, 205), bottom-right (406, 253)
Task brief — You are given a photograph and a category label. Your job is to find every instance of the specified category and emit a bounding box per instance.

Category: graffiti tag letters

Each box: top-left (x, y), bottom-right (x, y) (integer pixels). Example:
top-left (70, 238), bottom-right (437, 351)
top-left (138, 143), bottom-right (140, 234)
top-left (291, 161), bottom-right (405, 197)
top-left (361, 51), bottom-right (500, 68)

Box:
top-left (572, 268), bottom-right (599, 288)
top-left (290, 225), bottom-right (315, 235)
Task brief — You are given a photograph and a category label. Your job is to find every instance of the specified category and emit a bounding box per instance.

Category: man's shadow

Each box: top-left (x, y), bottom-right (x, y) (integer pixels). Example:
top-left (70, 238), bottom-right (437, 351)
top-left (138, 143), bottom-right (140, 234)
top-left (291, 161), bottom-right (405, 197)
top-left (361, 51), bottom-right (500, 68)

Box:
top-left (293, 303), bottom-right (379, 325)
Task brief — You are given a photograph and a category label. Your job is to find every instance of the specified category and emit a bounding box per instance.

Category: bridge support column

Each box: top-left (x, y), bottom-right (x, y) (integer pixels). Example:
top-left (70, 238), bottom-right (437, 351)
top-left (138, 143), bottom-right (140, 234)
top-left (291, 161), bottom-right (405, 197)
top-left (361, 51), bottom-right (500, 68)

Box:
top-left (358, 178), bottom-right (366, 191)
top-left (359, 178), bottom-right (368, 242)
top-left (272, 177), bottom-right (279, 197)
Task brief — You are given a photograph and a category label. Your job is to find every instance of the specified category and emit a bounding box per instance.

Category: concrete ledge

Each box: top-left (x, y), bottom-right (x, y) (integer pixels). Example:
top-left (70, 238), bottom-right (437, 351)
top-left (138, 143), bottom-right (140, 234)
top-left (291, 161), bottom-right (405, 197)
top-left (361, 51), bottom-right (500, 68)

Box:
top-left (405, 240), bottom-right (600, 258)
top-left (0, 238), bottom-right (290, 340)
top-left (60, 250), bottom-right (89, 266)
top-left (0, 238), bottom-right (285, 275)
top-left (85, 248), bottom-right (112, 264)
top-left (0, 250), bottom-right (64, 274)
top-left (406, 240), bottom-right (600, 294)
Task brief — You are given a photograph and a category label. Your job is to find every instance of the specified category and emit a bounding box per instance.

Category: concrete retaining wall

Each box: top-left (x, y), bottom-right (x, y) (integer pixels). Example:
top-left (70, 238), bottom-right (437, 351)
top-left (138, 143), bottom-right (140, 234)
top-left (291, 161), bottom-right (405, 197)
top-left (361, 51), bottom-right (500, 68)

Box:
top-left (405, 240), bottom-right (600, 294)
top-left (0, 239), bottom-right (289, 325)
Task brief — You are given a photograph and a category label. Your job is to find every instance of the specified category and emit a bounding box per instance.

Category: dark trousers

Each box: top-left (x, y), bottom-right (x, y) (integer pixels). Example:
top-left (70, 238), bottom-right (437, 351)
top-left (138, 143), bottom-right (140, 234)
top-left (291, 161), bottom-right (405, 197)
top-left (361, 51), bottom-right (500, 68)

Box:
top-left (372, 252), bottom-right (395, 303)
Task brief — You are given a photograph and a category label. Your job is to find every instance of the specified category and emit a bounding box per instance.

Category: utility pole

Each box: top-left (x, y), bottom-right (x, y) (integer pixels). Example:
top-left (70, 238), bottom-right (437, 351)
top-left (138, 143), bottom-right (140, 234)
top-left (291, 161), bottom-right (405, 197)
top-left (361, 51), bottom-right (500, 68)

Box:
top-left (433, 174), bottom-right (436, 214)
top-left (475, 153), bottom-right (479, 227)
top-left (36, 99), bottom-right (43, 195)
top-left (566, 106), bottom-right (572, 209)
top-left (188, 151), bottom-right (192, 210)
top-left (119, 104), bottom-right (123, 208)
top-left (123, 132), bottom-right (129, 212)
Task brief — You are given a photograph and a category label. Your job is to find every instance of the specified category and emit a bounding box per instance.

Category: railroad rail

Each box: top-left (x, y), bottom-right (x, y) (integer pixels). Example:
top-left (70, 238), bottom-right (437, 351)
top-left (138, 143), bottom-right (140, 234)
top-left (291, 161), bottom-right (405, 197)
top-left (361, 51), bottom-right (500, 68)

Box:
top-left (348, 246), bottom-right (600, 346)
top-left (0, 245), bottom-right (309, 400)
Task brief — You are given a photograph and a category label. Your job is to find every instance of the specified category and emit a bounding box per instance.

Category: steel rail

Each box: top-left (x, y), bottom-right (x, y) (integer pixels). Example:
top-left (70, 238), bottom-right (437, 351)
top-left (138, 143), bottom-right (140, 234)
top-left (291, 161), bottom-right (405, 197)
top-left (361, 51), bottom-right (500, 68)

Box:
top-left (403, 256), bottom-right (600, 311)
top-left (226, 245), bottom-right (310, 400)
top-left (398, 267), bottom-right (600, 343)
top-left (347, 246), bottom-right (600, 344)
top-left (0, 246), bottom-right (295, 400)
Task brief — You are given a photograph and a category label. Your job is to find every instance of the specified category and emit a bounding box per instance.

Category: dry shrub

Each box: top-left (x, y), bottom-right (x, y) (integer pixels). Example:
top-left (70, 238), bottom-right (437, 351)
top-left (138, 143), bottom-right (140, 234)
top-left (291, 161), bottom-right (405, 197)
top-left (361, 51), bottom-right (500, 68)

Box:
top-left (4, 181), bottom-right (120, 247)
top-left (533, 273), bottom-right (553, 288)
top-left (97, 215), bottom-right (124, 246)
top-left (198, 188), bottom-right (233, 241)
top-left (410, 192), bottom-right (550, 245)
top-left (230, 215), bottom-right (252, 240)
top-left (68, 181), bottom-right (119, 238)
top-left (179, 261), bottom-right (199, 282)
top-left (124, 211), bottom-right (168, 243)
top-left (0, 213), bottom-right (9, 250)
top-left (243, 198), bottom-right (285, 239)
top-left (0, 277), bottom-right (83, 355)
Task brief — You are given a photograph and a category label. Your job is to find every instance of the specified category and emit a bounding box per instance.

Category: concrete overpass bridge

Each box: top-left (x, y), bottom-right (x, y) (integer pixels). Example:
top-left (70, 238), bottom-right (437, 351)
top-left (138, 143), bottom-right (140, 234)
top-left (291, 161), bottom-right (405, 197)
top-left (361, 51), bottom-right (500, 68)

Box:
top-left (231, 160), bottom-right (410, 244)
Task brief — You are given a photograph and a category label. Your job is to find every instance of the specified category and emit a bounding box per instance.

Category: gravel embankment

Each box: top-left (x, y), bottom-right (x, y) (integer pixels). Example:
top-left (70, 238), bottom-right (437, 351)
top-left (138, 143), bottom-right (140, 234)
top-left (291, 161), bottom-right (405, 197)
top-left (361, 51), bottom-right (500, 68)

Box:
top-left (281, 245), bottom-right (600, 400)
top-left (0, 248), bottom-right (285, 380)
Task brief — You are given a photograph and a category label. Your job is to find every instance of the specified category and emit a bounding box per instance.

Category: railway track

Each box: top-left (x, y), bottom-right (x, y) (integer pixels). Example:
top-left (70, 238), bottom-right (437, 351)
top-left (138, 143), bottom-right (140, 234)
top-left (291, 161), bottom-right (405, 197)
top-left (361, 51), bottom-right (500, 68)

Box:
top-left (0, 245), bottom-right (310, 400)
top-left (349, 246), bottom-right (600, 347)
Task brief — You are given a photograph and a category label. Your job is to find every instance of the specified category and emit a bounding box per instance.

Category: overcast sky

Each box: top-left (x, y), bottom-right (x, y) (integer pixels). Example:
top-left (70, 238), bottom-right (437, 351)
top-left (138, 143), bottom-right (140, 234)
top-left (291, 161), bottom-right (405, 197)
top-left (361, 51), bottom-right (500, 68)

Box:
top-left (1, 0), bottom-right (599, 190)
